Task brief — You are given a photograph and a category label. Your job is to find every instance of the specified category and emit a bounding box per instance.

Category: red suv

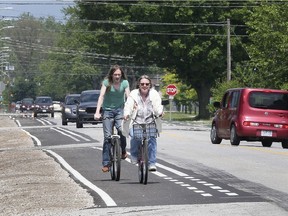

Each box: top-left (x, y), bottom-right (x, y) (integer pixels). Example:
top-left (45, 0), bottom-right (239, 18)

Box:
top-left (210, 88), bottom-right (288, 148)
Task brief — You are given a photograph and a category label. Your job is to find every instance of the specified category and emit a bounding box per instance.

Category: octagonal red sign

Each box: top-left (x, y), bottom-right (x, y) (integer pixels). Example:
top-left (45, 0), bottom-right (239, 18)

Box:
top-left (166, 84), bottom-right (177, 96)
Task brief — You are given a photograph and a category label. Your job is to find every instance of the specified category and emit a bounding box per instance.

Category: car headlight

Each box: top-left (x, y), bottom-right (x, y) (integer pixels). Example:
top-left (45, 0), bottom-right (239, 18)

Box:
top-left (65, 107), bottom-right (71, 113)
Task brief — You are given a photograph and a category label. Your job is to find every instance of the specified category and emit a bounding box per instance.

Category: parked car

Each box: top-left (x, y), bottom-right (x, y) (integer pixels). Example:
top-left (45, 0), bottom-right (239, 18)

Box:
top-left (20, 98), bottom-right (34, 112)
top-left (75, 90), bottom-right (102, 128)
top-left (61, 94), bottom-right (80, 125)
top-left (33, 96), bottom-right (54, 118)
top-left (210, 88), bottom-right (288, 149)
top-left (53, 101), bottom-right (62, 112)
top-left (15, 101), bottom-right (21, 111)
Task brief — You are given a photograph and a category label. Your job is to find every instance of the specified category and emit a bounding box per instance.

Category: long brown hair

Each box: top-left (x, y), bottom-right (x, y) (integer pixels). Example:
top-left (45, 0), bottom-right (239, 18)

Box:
top-left (106, 65), bottom-right (127, 92)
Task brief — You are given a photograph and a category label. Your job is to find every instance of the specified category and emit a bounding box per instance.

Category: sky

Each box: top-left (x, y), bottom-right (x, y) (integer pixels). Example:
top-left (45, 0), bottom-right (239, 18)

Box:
top-left (0, 0), bottom-right (75, 22)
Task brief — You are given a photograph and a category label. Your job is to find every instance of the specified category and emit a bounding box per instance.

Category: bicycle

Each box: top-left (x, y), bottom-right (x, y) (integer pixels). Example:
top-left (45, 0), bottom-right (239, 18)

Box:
top-left (105, 117), bottom-right (122, 181)
top-left (132, 119), bottom-right (158, 185)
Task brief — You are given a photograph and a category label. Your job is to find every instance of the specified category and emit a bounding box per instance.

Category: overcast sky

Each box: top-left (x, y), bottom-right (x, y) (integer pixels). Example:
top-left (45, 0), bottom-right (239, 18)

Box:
top-left (0, 0), bottom-right (74, 21)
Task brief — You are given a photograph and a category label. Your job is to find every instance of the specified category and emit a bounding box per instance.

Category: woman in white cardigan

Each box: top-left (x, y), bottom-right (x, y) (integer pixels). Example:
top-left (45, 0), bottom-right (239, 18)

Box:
top-left (123, 75), bottom-right (164, 171)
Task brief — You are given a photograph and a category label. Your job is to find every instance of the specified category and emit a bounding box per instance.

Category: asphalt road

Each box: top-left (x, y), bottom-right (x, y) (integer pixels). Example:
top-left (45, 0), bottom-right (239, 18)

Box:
top-left (8, 112), bottom-right (288, 215)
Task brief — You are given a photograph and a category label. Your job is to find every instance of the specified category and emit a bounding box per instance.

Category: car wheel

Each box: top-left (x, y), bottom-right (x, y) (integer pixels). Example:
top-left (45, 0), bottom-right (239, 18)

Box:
top-left (281, 140), bottom-right (288, 149)
top-left (76, 119), bottom-right (83, 128)
top-left (230, 124), bottom-right (240, 146)
top-left (261, 140), bottom-right (272, 147)
top-left (62, 119), bottom-right (67, 126)
top-left (210, 123), bottom-right (222, 144)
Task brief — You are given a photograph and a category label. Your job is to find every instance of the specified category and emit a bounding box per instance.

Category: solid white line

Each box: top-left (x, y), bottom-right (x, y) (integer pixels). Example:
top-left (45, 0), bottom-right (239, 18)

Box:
top-left (22, 129), bottom-right (42, 146)
top-left (44, 149), bottom-right (117, 207)
top-left (50, 127), bottom-right (80, 141)
top-left (56, 127), bottom-right (91, 141)
top-left (15, 119), bottom-right (21, 127)
top-left (156, 163), bottom-right (189, 177)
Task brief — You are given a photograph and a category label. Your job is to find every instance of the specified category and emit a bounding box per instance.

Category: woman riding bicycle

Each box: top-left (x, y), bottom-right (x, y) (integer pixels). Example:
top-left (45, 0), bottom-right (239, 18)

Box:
top-left (123, 75), bottom-right (164, 171)
top-left (94, 65), bottom-right (130, 172)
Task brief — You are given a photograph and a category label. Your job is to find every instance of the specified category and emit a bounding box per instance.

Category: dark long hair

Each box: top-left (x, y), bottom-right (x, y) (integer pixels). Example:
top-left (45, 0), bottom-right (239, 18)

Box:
top-left (106, 65), bottom-right (127, 92)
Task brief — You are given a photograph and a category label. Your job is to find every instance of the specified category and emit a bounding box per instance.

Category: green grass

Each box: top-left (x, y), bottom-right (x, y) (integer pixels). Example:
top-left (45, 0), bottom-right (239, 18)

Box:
top-left (162, 111), bottom-right (197, 121)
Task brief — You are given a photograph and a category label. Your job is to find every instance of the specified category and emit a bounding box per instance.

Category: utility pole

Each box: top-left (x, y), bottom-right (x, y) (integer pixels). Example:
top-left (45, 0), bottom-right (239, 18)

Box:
top-left (227, 19), bottom-right (231, 81)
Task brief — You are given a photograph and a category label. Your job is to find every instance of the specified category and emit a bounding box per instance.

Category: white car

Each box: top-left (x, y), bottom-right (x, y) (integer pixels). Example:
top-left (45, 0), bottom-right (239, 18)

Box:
top-left (53, 101), bottom-right (62, 112)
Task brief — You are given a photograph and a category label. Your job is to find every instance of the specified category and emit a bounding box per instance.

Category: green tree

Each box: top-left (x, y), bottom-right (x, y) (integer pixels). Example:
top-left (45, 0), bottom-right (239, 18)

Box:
top-left (65, 1), bottom-right (249, 119)
top-left (232, 3), bottom-right (288, 89)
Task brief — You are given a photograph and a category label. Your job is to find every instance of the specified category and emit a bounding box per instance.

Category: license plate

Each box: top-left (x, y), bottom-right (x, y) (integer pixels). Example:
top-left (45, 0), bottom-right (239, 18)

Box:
top-left (261, 130), bottom-right (272, 137)
top-left (42, 110), bottom-right (46, 112)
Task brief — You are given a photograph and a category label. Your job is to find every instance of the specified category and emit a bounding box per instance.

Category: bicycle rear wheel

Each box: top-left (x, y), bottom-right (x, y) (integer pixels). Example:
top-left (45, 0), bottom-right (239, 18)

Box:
top-left (110, 138), bottom-right (121, 181)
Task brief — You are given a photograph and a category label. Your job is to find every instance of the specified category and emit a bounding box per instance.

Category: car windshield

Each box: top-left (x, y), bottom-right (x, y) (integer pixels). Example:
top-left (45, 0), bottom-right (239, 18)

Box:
top-left (249, 92), bottom-right (288, 110)
top-left (35, 98), bottom-right (52, 103)
top-left (22, 99), bottom-right (33, 104)
top-left (66, 96), bottom-right (80, 105)
top-left (81, 93), bottom-right (99, 103)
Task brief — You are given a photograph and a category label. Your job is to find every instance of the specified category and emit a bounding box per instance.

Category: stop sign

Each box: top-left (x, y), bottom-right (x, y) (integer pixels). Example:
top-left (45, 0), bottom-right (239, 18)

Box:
top-left (166, 84), bottom-right (177, 96)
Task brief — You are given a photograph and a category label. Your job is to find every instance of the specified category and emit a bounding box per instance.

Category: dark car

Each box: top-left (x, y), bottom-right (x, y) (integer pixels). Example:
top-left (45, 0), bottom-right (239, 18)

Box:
top-left (210, 88), bottom-right (288, 149)
top-left (61, 94), bottom-right (80, 125)
top-left (20, 98), bottom-right (34, 112)
top-left (33, 96), bottom-right (54, 118)
top-left (75, 90), bottom-right (101, 128)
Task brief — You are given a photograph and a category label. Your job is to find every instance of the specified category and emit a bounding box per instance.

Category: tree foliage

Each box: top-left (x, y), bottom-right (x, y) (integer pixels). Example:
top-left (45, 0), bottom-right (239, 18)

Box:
top-left (1, 1), bottom-right (287, 117)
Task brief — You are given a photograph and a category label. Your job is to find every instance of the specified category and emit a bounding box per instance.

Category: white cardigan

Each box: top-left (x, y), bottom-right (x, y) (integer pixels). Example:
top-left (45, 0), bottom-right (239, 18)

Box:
top-left (122, 88), bottom-right (163, 137)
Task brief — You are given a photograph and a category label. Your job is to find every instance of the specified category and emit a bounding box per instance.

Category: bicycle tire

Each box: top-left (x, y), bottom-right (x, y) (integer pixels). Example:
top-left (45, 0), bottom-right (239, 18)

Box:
top-left (114, 137), bottom-right (121, 181)
top-left (110, 143), bottom-right (116, 180)
top-left (143, 139), bottom-right (149, 185)
top-left (138, 141), bottom-right (143, 183)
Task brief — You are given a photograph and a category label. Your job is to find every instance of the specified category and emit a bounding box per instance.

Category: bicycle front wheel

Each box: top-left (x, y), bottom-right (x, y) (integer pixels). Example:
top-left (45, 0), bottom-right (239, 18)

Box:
top-left (138, 139), bottom-right (148, 184)
top-left (110, 137), bottom-right (121, 181)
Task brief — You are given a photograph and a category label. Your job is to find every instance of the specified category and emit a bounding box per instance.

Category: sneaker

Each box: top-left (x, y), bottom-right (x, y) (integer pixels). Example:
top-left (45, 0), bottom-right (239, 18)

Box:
top-left (101, 166), bottom-right (109, 172)
top-left (121, 152), bottom-right (128, 160)
top-left (148, 164), bottom-right (157, 172)
top-left (130, 156), bottom-right (138, 165)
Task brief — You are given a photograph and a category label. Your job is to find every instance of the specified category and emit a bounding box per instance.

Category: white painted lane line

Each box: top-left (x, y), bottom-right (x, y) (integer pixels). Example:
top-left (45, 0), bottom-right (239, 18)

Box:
top-left (15, 119), bottom-right (21, 127)
top-left (44, 149), bottom-right (117, 207)
top-left (156, 163), bottom-right (189, 177)
top-left (23, 129), bottom-right (41, 146)
top-left (187, 187), bottom-right (198, 190)
top-left (210, 186), bottom-right (222, 189)
top-left (226, 193), bottom-right (239, 196)
top-left (219, 190), bottom-right (230, 193)
top-left (51, 127), bottom-right (80, 141)
top-left (201, 193), bottom-right (213, 197)
top-left (36, 119), bottom-right (47, 125)
top-left (56, 127), bottom-right (91, 141)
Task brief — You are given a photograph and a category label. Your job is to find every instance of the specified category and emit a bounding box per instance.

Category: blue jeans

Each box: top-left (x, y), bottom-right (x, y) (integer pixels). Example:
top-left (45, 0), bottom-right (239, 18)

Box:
top-left (130, 128), bottom-right (157, 166)
top-left (102, 108), bottom-right (127, 166)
